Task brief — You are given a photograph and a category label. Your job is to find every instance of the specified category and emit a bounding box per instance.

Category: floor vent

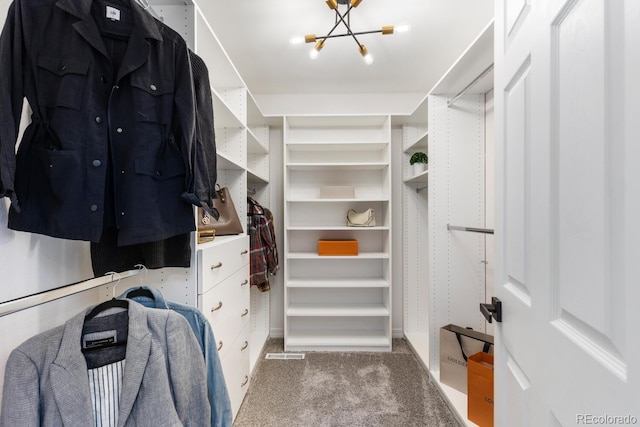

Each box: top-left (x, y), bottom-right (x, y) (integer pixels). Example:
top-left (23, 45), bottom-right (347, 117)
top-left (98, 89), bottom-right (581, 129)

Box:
top-left (265, 353), bottom-right (305, 360)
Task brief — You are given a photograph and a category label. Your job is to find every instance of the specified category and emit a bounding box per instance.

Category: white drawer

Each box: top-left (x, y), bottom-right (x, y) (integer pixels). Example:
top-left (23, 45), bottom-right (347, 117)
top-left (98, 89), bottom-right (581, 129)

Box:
top-left (201, 265), bottom-right (250, 326)
top-left (221, 326), bottom-right (251, 418)
top-left (198, 236), bottom-right (249, 293)
top-left (203, 267), bottom-right (250, 360)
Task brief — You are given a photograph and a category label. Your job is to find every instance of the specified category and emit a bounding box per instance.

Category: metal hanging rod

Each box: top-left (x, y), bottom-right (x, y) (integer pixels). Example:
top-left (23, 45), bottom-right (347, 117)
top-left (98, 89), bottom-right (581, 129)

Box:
top-left (447, 63), bottom-right (494, 107)
top-left (0, 269), bottom-right (142, 318)
top-left (416, 185), bottom-right (427, 193)
top-left (447, 224), bottom-right (494, 235)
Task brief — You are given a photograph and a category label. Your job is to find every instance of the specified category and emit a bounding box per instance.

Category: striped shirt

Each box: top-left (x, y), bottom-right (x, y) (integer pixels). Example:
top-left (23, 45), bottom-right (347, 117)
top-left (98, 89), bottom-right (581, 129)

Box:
top-left (87, 359), bottom-right (125, 427)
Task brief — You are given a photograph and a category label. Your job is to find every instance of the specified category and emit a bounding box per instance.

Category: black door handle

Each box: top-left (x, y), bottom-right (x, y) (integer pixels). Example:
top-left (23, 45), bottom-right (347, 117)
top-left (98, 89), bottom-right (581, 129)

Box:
top-left (480, 297), bottom-right (502, 323)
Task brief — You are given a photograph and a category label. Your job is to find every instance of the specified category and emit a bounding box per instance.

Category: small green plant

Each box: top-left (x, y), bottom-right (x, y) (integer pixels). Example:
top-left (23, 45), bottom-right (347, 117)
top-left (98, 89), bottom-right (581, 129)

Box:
top-left (409, 152), bottom-right (428, 165)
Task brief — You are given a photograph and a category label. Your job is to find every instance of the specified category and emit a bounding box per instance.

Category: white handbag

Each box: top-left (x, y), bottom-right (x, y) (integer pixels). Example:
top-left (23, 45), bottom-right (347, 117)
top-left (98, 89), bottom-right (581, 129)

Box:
top-left (346, 208), bottom-right (376, 227)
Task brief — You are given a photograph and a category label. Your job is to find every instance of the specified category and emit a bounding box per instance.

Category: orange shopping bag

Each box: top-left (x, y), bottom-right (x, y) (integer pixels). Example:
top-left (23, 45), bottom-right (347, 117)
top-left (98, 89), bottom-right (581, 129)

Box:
top-left (467, 352), bottom-right (494, 427)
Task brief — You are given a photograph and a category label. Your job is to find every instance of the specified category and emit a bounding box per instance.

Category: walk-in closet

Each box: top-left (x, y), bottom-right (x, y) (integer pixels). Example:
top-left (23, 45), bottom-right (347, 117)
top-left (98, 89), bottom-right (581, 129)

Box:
top-left (1, 0), bottom-right (638, 426)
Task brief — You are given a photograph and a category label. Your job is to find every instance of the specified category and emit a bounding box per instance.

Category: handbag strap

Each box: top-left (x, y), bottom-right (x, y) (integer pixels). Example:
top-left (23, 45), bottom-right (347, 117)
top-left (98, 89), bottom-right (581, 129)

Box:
top-left (455, 331), bottom-right (493, 362)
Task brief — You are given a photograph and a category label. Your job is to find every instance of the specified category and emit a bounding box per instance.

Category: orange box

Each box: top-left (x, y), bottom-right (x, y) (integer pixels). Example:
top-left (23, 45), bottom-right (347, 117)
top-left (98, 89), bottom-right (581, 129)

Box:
top-left (318, 240), bottom-right (358, 256)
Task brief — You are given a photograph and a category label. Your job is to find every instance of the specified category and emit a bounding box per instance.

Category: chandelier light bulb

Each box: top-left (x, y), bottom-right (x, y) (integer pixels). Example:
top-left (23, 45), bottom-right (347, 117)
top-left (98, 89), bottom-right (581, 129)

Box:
top-left (289, 36), bottom-right (305, 45)
top-left (309, 49), bottom-right (319, 60)
top-left (395, 24), bottom-right (411, 33)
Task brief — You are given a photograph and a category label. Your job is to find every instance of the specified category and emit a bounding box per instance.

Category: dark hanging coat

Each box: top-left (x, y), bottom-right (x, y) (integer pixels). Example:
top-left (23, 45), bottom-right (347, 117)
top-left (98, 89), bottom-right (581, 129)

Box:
top-left (0, 0), bottom-right (215, 245)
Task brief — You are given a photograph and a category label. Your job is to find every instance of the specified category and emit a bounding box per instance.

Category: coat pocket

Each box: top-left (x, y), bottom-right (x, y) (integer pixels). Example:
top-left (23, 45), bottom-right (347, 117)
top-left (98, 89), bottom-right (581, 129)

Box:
top-left (134, 153), bottom-right (185, 182)
top-left (36, 54), bottom-right (90, 110)
top-left (130, 75), bottom-right (174, 124)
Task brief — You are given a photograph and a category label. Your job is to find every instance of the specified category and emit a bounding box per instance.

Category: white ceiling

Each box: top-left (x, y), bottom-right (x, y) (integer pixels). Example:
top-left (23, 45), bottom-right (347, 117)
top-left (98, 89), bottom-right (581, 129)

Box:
top-left (204, 0), bottom-right (495, 96)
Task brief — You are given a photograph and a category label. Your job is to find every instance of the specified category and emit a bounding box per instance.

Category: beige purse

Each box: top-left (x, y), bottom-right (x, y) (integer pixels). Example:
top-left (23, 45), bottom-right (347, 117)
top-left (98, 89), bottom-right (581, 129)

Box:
top-left (346, 208), bottom-right (376, 227)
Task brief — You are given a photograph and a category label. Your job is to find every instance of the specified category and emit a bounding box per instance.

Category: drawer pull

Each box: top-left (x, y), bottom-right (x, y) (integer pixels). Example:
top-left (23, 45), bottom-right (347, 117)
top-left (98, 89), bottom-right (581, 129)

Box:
top-left (241, 308), bottom-right (249, 317)
top-left (211, 301), bottom-right (223, 312)
top-left (241, 279), bottom-right (249, 286)
top-left (241, 375), bottom-right (249, 387)
top-left (240, 249), bottom-right (248, 255)
top-left (240, 341), bottom-right (248, 351)
top-left (211, 262), bottom-right (223, 270)
top-left (217, 341), bottom-right (223, 351)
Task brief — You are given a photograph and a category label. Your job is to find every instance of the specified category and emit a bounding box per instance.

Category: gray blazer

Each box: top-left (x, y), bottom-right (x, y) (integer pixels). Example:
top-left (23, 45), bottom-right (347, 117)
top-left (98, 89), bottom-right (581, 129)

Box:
top-left (0, 300), bottom-right (210, 426)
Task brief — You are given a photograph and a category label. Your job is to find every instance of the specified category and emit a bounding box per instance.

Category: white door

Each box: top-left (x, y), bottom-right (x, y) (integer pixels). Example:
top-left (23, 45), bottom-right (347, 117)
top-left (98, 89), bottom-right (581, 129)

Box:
top-left (494, 1), bottom-right (640, 426)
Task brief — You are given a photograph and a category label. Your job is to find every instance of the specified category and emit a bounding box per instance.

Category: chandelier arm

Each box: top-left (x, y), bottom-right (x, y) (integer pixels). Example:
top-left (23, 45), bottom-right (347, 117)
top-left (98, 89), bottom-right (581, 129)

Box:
top-left (333, 5), bottom-right (364, 48)
top-left (319, 15), bottom-right (345, 41)
top-left (318, 30), bottom-right (383, 39)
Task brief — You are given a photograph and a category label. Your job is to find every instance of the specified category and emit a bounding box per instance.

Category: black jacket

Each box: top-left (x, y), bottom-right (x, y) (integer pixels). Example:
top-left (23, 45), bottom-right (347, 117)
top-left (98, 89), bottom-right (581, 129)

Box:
top-left (0, 0), bottom-right (215, 245)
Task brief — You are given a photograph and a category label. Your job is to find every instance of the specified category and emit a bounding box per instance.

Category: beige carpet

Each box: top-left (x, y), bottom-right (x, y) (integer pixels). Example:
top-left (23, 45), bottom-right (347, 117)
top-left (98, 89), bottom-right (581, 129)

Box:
top-left (233, 339), bottom-right (461, 427)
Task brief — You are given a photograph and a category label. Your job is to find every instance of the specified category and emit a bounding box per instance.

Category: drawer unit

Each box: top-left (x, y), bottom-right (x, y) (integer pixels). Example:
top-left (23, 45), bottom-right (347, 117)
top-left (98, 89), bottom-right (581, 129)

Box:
top-left (198, 236), bottom-right (250, 294)
top-left (221, 325), bottom-right (251, 418)
top-left (197, 236), bottom-right (251, 421)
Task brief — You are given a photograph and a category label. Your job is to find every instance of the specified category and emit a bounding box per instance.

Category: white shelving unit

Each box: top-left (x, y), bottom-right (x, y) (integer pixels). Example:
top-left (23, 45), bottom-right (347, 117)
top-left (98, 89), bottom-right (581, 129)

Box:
top-left (401, 20), bottom-right (494, 427)
top-left (283, 115), bottom-right (392, 352)
top-left (396, 96), bottom-right (430, 367)
top-left (146, 1), bottom-right (276, 419)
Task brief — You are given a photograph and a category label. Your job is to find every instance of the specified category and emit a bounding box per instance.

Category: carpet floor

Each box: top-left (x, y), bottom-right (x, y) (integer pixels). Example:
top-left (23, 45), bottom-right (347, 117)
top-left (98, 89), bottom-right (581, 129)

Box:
top-left (233, 339), bottom-right (461, 427)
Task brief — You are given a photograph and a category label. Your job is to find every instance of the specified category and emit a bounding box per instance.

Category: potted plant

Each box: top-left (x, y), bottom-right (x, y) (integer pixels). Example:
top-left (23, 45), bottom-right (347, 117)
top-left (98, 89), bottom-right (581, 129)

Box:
top-left (409, 152), bottom-right (428, 174)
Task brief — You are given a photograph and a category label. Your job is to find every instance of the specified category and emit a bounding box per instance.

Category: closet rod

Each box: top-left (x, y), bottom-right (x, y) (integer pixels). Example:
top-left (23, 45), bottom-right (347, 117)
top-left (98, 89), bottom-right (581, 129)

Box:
top-left (447, 63), bottom-right (494, 107)
top-left (416, 185), bottom-right (427, 193)
top-left (447, 224), bottom-right (494, 235)
top-left (0, 269), bottom-right (141, 318)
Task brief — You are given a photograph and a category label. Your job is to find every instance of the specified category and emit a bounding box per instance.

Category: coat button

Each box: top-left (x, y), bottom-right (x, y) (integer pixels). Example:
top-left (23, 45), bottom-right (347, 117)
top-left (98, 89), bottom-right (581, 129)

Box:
top-left (100, 76), bottom-right (106, 83)
top-left (156, 170), bottom-right (162, 176)
top-left (149, 84), bottom-right (157, 91)
top-left (90, 204), bottom-right (98, 212)
top-left (60, 65), bottom-right (66, 71)
top-left (95, 116), bottom-right (102, 124)
top-left (92, 160), bottom-right (102, 167)
top-left (116, 127), bottom-right (123, 133)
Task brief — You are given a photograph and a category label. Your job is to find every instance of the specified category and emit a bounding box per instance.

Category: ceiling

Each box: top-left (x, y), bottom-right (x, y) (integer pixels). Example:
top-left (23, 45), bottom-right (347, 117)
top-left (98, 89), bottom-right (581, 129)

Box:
top-left (204, 0), bottom-right (494, 97)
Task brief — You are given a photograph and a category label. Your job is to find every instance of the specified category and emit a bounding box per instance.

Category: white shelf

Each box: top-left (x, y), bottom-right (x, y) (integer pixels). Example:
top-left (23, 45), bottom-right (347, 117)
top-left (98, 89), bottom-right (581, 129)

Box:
top-left (247, 129), bottom-right (268, 154)
top-left (286, 163), bottom-right (389, 171)
top-left (404, 169), bottom-right (429, 184)
top-left (286, 226), bottom-right (389, 231)
top-left (285, 331), bottom-right (390, 350)
top-left (287, 303), bottom-right (389, 317)
top-left (287, 142), bottom-right (388, 151)
top-left (217, 151), bottom-right (244, 170)
top-left (286, 279), bottom-right (389, 288)
top-left (247, 168), bottom-right (268, 184)
top-left (287, 252), bottom-right (389, 259)
top-left (287, 198), bottom-right (389, 203)
top-left (285, 115), bottom-right (389, 127)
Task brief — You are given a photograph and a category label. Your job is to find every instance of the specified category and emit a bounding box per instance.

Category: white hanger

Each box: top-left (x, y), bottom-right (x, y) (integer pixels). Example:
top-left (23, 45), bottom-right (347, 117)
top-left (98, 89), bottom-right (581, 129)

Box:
top-left (106, 271), bottom-right (122, 299)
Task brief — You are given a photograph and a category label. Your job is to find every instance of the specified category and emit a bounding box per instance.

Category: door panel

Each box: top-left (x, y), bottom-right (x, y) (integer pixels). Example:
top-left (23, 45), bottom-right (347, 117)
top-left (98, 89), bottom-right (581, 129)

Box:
top-left (496, 0), bottom-right (639, 425)
top-left (504, 60), bottom-right (530, 296)
top-left (505, 351), bottom-right (531, 427)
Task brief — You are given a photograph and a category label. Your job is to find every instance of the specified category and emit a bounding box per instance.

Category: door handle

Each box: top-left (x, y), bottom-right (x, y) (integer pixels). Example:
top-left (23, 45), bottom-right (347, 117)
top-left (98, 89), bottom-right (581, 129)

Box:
top-left (480, 297), bottom-right (502, 323)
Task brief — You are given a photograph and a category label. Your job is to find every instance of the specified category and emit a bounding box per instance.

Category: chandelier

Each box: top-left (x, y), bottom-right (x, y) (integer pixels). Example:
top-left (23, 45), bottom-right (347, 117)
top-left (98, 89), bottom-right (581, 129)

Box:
top-left (290, 0), bottom-right (410, 65)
